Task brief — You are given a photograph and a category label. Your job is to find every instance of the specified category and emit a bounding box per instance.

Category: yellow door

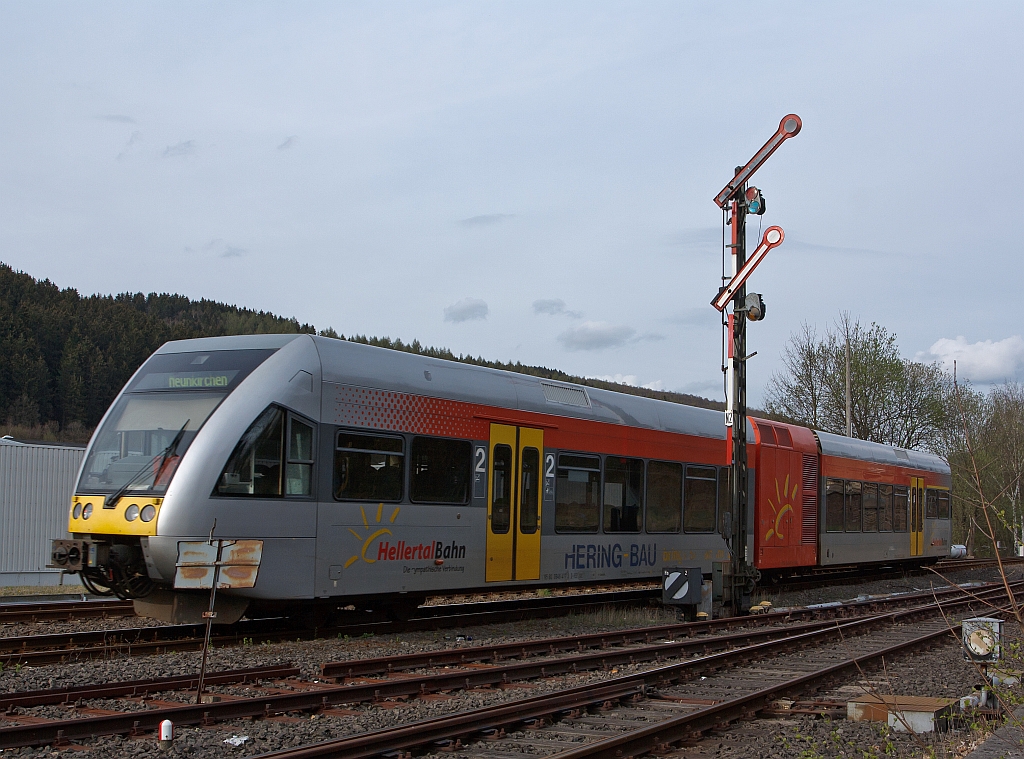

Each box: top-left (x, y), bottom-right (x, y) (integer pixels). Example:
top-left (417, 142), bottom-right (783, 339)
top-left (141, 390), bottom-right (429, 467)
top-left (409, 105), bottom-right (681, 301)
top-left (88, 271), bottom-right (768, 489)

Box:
top-left (485, 424), bottom-right (544, 582)
top-left (910, 477), bottom-right (924, 556)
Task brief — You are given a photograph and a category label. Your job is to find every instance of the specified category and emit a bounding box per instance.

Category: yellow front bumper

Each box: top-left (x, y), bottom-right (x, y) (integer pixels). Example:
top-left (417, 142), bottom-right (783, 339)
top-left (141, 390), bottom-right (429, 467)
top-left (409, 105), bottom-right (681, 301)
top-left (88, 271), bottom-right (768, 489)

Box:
top-left (68, 495), bottom-right (163, 536)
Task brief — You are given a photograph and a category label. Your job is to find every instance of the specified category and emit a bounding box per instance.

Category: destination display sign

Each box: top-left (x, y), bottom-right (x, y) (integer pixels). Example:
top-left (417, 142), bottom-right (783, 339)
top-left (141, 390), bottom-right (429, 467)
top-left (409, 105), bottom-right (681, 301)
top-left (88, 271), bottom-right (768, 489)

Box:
top-left (134, 370), bottom-right (240, 391)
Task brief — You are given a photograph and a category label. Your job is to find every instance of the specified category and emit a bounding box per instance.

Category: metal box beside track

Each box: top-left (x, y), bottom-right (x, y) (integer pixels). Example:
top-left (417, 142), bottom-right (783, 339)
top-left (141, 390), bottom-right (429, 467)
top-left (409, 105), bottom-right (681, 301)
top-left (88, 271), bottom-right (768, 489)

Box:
top-left (662, 567), bottom-right (702, 605)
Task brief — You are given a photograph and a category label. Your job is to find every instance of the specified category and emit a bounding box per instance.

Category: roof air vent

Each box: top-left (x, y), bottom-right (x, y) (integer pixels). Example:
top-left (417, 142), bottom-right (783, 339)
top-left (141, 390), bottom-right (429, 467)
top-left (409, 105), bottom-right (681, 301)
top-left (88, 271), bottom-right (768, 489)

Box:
top-left (540, 382), bottom-right (591, 408)
top-left (894, 448), bottom-right (910, 461)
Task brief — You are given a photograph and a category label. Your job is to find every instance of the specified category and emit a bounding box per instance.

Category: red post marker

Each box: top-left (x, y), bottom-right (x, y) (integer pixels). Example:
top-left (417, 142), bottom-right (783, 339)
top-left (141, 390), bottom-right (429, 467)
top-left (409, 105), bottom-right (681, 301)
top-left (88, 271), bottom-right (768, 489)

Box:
top-left (713, 115), bottom-right (802, 208)
top-left (712, 226), bottom-right (784, 311)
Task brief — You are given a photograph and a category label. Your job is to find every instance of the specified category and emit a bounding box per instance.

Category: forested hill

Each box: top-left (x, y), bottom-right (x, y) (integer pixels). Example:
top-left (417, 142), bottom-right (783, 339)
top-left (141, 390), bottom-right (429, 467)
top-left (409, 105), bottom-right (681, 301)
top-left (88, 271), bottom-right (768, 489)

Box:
top-left (0, 263), bottom-right (722, 442)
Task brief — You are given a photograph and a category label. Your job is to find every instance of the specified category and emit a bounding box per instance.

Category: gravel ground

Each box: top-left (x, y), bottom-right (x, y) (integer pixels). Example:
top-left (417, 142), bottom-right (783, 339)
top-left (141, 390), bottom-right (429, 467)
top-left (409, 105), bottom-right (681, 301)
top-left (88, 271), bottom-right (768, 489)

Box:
top-left (0, 568), bottom-right (1019, 758)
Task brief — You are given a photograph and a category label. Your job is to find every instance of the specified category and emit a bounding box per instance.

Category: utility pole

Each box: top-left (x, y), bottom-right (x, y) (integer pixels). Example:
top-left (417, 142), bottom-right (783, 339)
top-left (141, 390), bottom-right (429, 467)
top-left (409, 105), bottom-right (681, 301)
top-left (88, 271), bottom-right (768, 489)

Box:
top-left (712, 114), bottom-right (801, 615)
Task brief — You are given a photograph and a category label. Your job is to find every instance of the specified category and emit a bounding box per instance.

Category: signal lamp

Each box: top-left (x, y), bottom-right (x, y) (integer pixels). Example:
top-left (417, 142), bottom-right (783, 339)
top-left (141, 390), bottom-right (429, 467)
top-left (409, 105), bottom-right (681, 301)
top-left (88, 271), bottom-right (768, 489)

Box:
top-left (125, 503), bottom-right (140, 522)
top-left (745, 293), bottom-right (766, 321)
top-left (140, 504), bottom-right (156, 522)
top-left (82, 503), bottom-right (93, 520)
top-left (72, 503), bottom-right (82, 519)
top-left (745, 186), bottom-right (766, 215)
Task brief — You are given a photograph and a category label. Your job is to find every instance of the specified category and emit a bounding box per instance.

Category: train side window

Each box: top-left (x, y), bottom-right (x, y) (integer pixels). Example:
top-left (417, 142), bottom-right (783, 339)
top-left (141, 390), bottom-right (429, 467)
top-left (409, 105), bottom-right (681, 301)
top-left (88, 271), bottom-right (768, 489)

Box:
top-left (334, 431), bottom-right (404, 502)
top-left (410, 437), bottom-right (472, 504)
top-left (925, 489), bottom-right (939, 519)
top-left (878, 484), bottom-right (893, 531)
top-left (491, 444), bottom-right (512, 534)
top-left (938, 490), bottom-right (951, 519)
top-left (555, 453), bottom-right (601, 533)
top-left (845, 481), bottom-right (862, 532)
top-left (893, 486), bottom-right (909, 531)
top-left (862, 483), bottom-right (878, 532)
top-left (520, 447), bottom-right (540, 534)
top-left (825, 479), bottom-right (844, 532)
top-left (646, 461), bottom-right (682, 533)
top-left (604, 457), bottom-right (644, 533)
top-left (683, 465), bottom-right (717, 533)
top-left (216, 406), bottom-right (316, 498)
top-left (718, 467), bottom-right (731, 535)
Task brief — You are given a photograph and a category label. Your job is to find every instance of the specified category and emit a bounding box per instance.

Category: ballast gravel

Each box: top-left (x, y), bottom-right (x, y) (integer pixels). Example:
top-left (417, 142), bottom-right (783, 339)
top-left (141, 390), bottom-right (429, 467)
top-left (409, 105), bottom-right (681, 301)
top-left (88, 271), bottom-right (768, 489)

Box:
top-left (0, 567), bottom-right (1019, 758)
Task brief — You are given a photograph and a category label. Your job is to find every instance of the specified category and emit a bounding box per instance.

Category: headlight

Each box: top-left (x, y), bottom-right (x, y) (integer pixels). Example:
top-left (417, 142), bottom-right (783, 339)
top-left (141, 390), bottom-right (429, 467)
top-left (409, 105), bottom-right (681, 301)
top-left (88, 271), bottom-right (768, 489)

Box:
top-left (72, 503), bottom-right (82, 519)
top-left (125, 504), bottom-right (140, 522)
top-left (82, 503), bottom-right (93, 520)
top-left (140, 504), bottom-right (156, 522)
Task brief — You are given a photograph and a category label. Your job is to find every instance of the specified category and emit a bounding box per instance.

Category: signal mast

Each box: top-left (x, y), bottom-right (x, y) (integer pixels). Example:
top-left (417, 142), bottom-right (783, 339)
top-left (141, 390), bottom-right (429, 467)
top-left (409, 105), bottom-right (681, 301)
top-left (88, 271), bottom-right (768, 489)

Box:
top-left (711, 114), bottom-right (801, 614)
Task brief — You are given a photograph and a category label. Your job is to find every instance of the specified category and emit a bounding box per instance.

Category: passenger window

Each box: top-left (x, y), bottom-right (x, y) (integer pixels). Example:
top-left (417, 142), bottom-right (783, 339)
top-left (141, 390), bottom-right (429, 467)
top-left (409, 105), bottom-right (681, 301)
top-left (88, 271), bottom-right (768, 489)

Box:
top-left (938, 491), bottom-right (951, 519)
top-left (646, 461), bottom-right (682, 533)
top-left (604, 457), bottom-right (643, 533)
top-left (926, 489), bottom-right (939, 519)
top-left (893, 486), bottom-right (909, 532)
top-left (216, 406), bottom-right (315, 498)
top-left (845, 481), bottom-right (862, 532)
top-left (520, 447), bottom-right (540, 534)
top-left (878, 484), bottom-right (893, 531)
top-left (825, 478), bottom-right (844, 532)
top-left (334, 431), bottom-right (403, 502)
top-left (410, 437), bottom-right (471, 504)
top-left (862, 483), bottom-right (878, 532)
top-left (684, 465), bottom-right (717, 533)
top-left (555, 453), bottom-right (601, 533)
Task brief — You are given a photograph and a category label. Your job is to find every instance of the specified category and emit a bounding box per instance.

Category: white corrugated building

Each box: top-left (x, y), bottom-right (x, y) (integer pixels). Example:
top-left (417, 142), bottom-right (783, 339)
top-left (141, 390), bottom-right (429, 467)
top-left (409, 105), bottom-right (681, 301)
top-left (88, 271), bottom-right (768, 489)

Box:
top-left (0, 437), bottom-right (85, 586)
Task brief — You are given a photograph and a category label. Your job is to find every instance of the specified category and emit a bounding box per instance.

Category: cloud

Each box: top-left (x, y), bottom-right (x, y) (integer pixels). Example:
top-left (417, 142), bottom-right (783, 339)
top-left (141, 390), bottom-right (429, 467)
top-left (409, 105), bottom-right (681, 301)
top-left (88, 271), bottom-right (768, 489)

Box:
top-left (277, 136), bottom-right (298, 150)
top-left (116, 131), bottom-right (142, 160)
top-left (458, 213), bottom-right (515, 227)
top-left (203, 238), bottom-right (247, 259)
top-left (558, 321), bottom-right (636, 351)
top-left (162, 140), bottom-right (197, 158)
top-left (533, 298), bottom-right (582, 318)
top-left (918, 335), bottom-right (1024, 383)
top-left (444, 298), bottom-right (488, 323)
top-left (595, 373), bottom-right (665, 391)
top-left (665, 227), bottom-right (720, 249)
top-left (96, 114), bottom-right (135, 124)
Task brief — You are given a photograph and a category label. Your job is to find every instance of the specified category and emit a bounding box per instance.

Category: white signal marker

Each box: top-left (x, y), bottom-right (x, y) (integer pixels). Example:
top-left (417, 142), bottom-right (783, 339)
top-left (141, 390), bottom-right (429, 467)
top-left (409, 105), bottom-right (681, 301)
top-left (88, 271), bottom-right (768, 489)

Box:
top-left (712, 226), bottom-right (785, 312)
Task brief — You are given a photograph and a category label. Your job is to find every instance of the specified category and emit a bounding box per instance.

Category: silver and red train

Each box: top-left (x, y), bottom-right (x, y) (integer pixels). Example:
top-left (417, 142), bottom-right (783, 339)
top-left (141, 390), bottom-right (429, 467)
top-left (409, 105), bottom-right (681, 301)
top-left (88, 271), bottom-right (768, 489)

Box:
top-left (49, 334), bottom-right (953, 623)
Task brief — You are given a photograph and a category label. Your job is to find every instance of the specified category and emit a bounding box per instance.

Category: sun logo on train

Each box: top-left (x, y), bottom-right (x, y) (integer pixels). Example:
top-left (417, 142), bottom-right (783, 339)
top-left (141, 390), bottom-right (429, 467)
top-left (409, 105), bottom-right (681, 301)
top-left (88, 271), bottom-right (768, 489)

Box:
top-left (344, 503), bottom-right (401, 568)
top-left (765, 475), bottom-right (798, 543)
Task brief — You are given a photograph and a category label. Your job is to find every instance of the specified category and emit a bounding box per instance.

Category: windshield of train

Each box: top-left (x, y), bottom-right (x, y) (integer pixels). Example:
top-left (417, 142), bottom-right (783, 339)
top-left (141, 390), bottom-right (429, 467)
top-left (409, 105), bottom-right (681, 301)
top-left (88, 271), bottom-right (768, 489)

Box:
top-left (76, 348), bottom-right (277, 495)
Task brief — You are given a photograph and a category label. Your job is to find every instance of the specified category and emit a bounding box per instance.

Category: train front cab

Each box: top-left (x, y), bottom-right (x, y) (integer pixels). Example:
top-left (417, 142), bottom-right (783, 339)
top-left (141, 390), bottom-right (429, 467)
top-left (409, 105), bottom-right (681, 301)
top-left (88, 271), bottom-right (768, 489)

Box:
top-left (814, 431), bottom-right (952, 566)
top-left (749, 419), bottom-right (819, 572)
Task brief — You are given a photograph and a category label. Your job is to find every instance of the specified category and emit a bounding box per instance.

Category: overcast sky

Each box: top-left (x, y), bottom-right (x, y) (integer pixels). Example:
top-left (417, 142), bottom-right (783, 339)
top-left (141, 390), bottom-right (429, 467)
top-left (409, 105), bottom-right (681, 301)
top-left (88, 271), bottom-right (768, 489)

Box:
top-left (2, 2), bottom-right (1022, 405)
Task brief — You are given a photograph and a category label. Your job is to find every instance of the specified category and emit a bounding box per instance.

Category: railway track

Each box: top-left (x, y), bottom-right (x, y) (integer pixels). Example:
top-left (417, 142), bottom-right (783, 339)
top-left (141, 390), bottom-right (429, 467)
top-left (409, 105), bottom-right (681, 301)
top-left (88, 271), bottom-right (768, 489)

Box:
top-left (0, 598), bottom-right (134, 624)
top-left (0, 580), bottom-right (1013, 750)
top-left (0, 588), bottom-right (660, 667)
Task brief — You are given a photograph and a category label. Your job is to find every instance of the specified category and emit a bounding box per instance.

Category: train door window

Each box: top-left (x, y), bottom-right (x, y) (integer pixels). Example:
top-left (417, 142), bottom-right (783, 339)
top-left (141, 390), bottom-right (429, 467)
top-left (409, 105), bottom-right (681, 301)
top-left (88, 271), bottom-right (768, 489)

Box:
top-left (216, 405), bottom-right (316, 498)
top-left (683, 466), bottom-right (717, 533)
top-left (603, 457), bottom-right (643, 533)
top-left (938, 491), bottom-right (951, 519)
top-left (519, 447), bottom-right (540, 535)
top-left (286, 418), bottom-right (314, 496)
top-left (893, 486), bottom-right (909, 531)
top-left (491, 444), bottom-right (513, 534)
top-left (410, 437), bottom-right (472, 504)
top-left (844, 481), bottom-right (862, 532)
top-left (646, 461), bottom-right (682, 533)
top-left (825, 479), bottom-right (844, 532)
top-left (555, 454), bottom-right (601, 533)
top-left (925, 489), bottom-right (939, 519)
top-left (334, 431), bottom-right (404, 501)
top-left (862, 483), bottom-right (878, 532)
top-left (878, 484), bottom-right (893, 531)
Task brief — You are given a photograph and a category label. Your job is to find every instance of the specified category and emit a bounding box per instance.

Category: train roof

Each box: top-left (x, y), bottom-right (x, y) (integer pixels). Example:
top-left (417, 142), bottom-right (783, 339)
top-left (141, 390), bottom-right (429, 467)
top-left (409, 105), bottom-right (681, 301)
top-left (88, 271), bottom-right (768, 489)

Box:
top-left (814, 429), bottom-right (949, 475)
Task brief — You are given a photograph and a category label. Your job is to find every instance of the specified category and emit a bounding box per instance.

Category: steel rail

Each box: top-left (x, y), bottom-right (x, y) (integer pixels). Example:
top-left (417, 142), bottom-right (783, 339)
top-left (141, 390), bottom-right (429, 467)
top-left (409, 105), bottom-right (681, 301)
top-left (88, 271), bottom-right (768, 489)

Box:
top-left (0, 664), bottom-right (299, 710)
top-left (0, 600), bottom-right (134, 624)
top-left (0, 588), bottom-right (659, 667)
top-left (0, 582), bottom-right (1012, 750)
top-left (246, 598), bottom-right (987, 758)
top-left (320, 580), bottom-right (992, 680)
